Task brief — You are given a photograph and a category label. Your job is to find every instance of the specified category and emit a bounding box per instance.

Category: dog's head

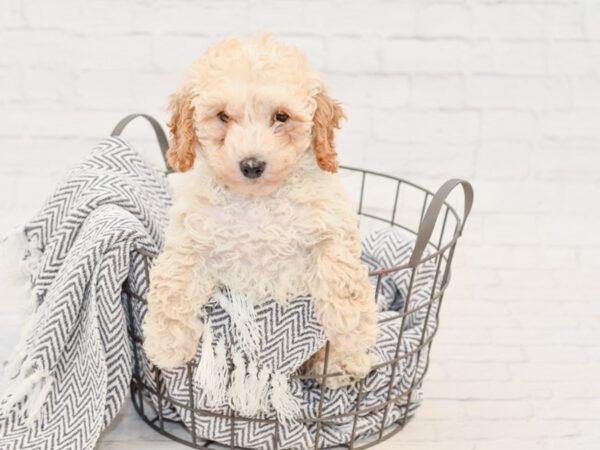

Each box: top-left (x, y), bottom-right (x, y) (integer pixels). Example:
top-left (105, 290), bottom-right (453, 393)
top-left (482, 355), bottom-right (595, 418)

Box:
top-left (166, 33), bottom-right (345, 196)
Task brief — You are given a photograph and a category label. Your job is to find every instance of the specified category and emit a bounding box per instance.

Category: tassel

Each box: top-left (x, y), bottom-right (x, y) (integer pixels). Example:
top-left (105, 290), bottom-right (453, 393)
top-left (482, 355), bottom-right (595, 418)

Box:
top-left (243, 360), bottom-right (260, 415)
top-left (0, 227), bottom-right (28, 282)
top-left (218, 291), bottom-right (260, 358)
top-left (24, 374), bottom-right (54, 426)
top-left (0, 369), bottom-right (49, 417)
top-left (0, 229), bottom-right (40, 401)
top-left (0, 228), bottom-right (38, 376)
top-left (194, 319), bottom-right (215, 388)
top-left (212, 338), bottom-right (228, 406)
top-left (270, 372), bottom-right (300, 423)
top-left (2, 305), bottom-right (39, 384)
top-left (256, 365), bottom-right (271, 414)
top-left (228, 352), bottom-right (249, 414)
top-left (195, 320), bottom-right (232, 409)
top-left (2, 352), bottom-right (28, 384)
top-left (195, 325), bottom-right (228, 408)
top-left (21, 234), bottom-right (43, 280)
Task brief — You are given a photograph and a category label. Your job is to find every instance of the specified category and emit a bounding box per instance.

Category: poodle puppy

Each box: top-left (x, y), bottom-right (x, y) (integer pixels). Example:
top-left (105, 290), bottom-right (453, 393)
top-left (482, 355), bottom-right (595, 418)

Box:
top-left (143, 34), bottom-right (377, 387)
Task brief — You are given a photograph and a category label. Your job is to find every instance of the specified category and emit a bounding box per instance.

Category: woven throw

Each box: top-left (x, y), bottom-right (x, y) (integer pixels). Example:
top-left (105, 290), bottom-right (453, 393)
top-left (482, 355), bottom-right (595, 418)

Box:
top-left (0, 137), bottom-right (170, 450)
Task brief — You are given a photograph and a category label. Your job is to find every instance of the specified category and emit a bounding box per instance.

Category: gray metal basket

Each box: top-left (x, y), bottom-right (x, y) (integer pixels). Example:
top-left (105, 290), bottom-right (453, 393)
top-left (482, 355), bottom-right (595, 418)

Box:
top-left (114, 114), bottom-right (473, 450)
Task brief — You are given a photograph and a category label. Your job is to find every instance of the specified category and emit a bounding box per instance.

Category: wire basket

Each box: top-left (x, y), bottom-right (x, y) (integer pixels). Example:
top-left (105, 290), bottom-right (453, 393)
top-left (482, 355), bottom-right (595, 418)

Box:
top-left (115, 114), bottom-right (473, 450)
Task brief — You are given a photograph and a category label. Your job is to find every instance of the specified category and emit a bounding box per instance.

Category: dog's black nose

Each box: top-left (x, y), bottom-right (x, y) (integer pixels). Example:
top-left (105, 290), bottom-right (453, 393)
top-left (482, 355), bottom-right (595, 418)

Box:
top-left (239, 158), bottom-right (266, 179)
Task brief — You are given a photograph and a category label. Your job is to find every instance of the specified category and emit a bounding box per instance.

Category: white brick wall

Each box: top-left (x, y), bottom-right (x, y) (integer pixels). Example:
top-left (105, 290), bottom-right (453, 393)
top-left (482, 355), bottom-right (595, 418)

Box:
top-left (1, 1), bottom-right (599, 448)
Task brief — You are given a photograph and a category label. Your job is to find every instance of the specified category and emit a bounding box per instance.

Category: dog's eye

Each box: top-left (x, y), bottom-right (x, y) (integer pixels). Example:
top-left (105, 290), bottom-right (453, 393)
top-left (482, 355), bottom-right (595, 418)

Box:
top-left (217, 111), bottom-right (230, 123)
top-left (274, 111), bottom-right (289, 123)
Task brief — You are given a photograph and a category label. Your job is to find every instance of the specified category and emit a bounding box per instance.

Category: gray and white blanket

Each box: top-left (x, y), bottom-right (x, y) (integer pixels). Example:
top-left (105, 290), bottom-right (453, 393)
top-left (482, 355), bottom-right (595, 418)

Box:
top-left (0, 137), bottom-right (438, 449)
top-left (0, 138), bottom-right (170, 449)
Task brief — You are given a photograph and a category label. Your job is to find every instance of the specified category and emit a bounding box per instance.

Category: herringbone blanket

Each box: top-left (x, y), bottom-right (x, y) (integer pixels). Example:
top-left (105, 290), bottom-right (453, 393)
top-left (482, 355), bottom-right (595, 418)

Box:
top-left (0, 137), bottom-right (437, 450)
top-left (0, 137), bottom-right (170, 449)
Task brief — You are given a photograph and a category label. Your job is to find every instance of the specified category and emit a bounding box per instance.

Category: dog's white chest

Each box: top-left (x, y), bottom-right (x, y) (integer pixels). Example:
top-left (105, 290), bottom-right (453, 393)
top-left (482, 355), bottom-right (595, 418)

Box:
top-left (205, 195), bottom-right (319, 302)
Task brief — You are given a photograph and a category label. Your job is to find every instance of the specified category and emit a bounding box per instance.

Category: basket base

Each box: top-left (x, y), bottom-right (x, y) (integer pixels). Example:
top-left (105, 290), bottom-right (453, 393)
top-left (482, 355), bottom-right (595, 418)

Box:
top-left (130, 381), bottom-right (412, 450)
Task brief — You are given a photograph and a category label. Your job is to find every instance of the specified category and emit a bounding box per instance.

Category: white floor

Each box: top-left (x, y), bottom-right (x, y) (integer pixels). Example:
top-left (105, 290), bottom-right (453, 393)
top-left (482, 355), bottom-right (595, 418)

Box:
top-left (1, 270), bottom-right (598, 450)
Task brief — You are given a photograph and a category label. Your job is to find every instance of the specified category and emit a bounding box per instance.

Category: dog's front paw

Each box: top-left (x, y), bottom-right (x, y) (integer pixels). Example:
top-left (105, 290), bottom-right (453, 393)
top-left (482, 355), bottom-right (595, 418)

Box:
top-left (339, 351), bottom-right (375, 384)
top-left (309, 358), bottom-right (354, 388)
top-left (308, 350), bottom-right (375, 389)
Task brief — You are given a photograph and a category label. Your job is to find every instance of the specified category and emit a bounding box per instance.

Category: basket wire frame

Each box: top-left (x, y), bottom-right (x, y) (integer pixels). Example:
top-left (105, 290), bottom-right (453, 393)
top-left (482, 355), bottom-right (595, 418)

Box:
top-left (114, 107), bottom-right (472, 450)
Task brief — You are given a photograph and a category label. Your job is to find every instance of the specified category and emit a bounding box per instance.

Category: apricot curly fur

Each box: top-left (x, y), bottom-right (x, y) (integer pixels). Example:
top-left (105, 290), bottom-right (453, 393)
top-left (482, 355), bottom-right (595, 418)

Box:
top-left (143, 34), bottom-right (377, 388)
top-left (312, 91), bottom-right (345, 173)
top-left (166, 91), bottom-right (196, 172)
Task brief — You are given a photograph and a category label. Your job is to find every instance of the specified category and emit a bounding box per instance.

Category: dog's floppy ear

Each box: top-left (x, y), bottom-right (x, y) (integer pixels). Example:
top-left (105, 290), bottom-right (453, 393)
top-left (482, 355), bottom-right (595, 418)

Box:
top-left (166, 89), bottom-right (197, 172)
top-left (312, 89), bottom-right (345, 173)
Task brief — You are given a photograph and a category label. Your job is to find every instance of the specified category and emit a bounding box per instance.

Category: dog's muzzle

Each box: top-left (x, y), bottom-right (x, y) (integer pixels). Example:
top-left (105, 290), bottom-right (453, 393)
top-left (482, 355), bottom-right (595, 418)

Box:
top-left (239, 158), bottom-right (266, 179)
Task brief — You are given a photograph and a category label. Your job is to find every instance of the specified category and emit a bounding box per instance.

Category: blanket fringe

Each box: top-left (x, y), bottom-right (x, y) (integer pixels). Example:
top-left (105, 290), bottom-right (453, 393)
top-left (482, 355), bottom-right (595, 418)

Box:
top-left (229, 352), bottom-right (252, 415)
top-left (0, 227), bottom-right (26, 276)
top-left (194, 321), bottom-right (227, 407)
top-left (0, 228), bottom-right (37, 307)
top-left (2, 352), bottom-right (27, 383)
top-left (228, 351), bottom-right (300, 420)
top-left (0, 368), bottom-right (53, 423)
top-left (270, 372), bottom-right (301, 423)
top-left (2, 297), bottom-right (40, 383)
top-left (212, 338), bottom-right (228, 404)
top-left (195, 292), bottom-right (301, 421)
top-left (256, 365), bottom-right (271, 413)
top-left (23, 371), bottom-right (53, 426)
top-left (194, 319), bottom-right (215, 387)
top-left (21, 234), bottom-right (43, 285)
top-left (1, 230), bottom-right (40, 385)
top-left (244, 360), bottom-right (260, 414)
top-left (0, 229), bottom-right (52, 424)
top-left (217, 291), bottom-right (260, 357)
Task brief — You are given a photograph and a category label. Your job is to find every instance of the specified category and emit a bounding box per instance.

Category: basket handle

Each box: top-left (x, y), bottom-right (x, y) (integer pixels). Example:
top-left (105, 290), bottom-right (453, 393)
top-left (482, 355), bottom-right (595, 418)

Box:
top-left (409, 179), bottom-right (473, 268)
top-left (111, 113), bottom-right (170, 171)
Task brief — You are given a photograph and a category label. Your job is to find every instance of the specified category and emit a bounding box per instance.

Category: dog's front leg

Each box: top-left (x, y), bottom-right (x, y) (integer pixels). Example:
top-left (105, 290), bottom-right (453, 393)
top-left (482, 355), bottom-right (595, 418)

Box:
top-left (310, 239), bottom-right (377, 387)
top-left (143, 217), bottom-right (213, 369)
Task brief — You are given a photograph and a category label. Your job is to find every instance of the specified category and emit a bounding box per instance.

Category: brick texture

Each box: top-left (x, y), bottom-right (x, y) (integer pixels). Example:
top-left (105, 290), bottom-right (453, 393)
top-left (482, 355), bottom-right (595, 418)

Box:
top-left (0, 1), bottom-right (599, 449)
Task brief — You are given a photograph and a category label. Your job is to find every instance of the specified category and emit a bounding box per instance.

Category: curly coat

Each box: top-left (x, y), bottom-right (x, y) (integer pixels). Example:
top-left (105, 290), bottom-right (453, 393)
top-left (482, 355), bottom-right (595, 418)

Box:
top-left (143, 34), bottom-right (377, 387)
